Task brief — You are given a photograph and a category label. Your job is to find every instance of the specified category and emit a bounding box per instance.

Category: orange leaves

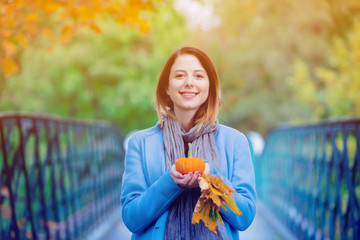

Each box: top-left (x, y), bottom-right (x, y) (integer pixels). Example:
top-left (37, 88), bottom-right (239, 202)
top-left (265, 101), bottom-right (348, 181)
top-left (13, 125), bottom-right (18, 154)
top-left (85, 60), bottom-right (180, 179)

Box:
top-left (192, 175), bottom-right (242, 235)
top-left (2, 40), bottom-right (17, 58)
top-left (0, 0), bottom-right (159, 77)
top-left (25, 13), bottom-right (39, 23)
top-left (87, 22), bottom-right (102, 34)
top-left (1, 59), bottom-right (18, 77)
top-left (42, 28), bottom-right (55, 41)
top-left (59, 24), bottom-right (75, 44)
top-left (15, 33), bottom-right (29, 48)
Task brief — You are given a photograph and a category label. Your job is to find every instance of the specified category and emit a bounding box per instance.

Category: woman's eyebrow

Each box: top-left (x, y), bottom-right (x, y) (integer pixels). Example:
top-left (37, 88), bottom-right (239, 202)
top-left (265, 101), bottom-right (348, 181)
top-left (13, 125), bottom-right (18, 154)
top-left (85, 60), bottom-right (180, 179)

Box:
top-left (173, 69), bottom-right (206, 73)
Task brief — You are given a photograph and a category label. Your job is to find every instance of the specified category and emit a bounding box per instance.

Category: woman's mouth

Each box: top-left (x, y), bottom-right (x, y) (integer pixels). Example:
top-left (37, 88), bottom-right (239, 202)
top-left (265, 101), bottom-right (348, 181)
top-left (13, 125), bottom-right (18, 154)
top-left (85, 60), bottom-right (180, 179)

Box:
top-left (179, 91), bottom-right (198, 98)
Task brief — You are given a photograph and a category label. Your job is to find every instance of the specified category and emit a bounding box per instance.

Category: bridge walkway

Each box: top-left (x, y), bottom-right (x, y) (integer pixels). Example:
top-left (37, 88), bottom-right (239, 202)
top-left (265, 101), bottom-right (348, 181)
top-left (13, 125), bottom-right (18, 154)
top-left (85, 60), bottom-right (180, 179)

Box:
top-left (87, 201), bottom-right (297, 240)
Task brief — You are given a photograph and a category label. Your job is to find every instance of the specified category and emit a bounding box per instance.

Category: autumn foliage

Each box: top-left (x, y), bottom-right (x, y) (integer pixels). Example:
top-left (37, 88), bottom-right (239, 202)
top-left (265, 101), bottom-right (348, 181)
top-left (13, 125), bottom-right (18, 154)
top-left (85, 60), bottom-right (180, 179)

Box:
top-left (0, 0), bottom-right (158, 77)
top-left (192, 174), bottom-right (242, 235)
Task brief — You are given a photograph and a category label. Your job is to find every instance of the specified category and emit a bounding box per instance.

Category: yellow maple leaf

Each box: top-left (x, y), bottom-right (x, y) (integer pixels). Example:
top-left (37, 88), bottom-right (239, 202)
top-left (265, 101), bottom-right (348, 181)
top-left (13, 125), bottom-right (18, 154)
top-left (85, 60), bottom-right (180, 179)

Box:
top-left (198, 176), bottom-right (210, 190)
top-left (222, 195), bottom-right (242, 216)
top-left (210, 184), bottom-right (223, 196)
top-left (210, 192), bottom-right (222, 206)
top-left (192, 200), bottom-right (222, 235)
top-left (192, 175), bottom-right (242, 235)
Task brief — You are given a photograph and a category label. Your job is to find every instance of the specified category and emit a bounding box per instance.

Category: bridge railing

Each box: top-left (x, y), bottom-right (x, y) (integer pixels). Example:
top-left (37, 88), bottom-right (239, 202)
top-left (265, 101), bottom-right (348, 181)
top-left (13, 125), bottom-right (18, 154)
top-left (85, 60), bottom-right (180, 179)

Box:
top-left (0, 113), bottom-right (124, 240)
top-left (252, 118), bottom-right (360, 240)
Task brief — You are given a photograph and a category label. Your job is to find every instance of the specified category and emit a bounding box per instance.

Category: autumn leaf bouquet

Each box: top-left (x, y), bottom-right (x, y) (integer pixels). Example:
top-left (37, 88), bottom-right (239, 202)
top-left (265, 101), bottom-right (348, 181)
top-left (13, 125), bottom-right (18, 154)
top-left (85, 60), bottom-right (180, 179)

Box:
top-left (176, 143), bottom-right (242, 235)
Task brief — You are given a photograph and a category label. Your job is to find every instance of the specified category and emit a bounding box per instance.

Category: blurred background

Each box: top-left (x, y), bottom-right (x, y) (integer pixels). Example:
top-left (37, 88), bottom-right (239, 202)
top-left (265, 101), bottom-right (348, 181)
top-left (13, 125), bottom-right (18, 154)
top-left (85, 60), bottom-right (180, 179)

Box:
top-left (1, 0), bottom-right (359, 136)
top-left (1, 0), bottom-right (360, 239)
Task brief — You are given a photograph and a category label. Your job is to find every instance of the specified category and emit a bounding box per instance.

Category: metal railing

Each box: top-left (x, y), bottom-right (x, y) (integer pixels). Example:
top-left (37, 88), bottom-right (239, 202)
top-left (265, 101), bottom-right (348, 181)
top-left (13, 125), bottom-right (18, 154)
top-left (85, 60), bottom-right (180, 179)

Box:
top-left (0, 113), bottom-right (124, 240)
top-left (252, 118), bottom-right (360, 240)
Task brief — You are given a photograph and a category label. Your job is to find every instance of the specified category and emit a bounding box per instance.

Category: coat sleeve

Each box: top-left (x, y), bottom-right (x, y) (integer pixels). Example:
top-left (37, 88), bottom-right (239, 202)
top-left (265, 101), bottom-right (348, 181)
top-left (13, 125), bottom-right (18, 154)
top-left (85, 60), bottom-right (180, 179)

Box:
top-left (208, 133), bottom-right (257, 231)
top-left (120, 134), bottom-right (184, 233)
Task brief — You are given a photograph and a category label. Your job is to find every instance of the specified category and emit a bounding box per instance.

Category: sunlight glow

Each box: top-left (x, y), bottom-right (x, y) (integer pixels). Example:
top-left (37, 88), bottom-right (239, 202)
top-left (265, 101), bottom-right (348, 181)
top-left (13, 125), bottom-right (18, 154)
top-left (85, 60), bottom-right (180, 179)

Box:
top-left (174, 0), bottom-right (221, 31)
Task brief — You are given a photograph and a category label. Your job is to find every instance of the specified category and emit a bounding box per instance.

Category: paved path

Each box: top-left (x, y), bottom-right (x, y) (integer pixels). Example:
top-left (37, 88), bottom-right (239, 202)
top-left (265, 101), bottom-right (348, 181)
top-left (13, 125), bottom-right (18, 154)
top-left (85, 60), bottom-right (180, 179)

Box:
top-left (88, 201), bottom-right (296, 240)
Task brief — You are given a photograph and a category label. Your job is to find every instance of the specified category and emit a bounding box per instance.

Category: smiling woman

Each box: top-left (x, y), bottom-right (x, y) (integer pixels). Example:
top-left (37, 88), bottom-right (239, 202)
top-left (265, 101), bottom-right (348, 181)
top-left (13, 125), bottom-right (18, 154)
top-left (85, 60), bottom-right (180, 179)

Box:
top-left (120, 47), bottom-right (257, 240)
top-left (156, 47), bottom-right (221, 131)
top-left (166, 54), bottom-right (210, 131)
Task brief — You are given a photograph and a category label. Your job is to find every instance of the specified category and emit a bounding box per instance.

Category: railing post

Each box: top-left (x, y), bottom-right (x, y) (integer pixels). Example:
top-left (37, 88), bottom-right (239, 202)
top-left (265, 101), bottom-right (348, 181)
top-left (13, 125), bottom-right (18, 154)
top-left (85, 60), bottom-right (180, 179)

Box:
top-left (0, 113), bottom-right (124, 239)
top-left (253, 118), bottom-right (360, 240)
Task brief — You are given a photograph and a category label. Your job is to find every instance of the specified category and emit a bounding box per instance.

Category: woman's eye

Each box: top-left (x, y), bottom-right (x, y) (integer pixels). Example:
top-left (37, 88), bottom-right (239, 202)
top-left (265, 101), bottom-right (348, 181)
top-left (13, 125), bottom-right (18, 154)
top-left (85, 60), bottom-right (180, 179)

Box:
top-left (195, 74), bottom-right (204, 79)
top-left (175, 74), bottom-right (185, 78)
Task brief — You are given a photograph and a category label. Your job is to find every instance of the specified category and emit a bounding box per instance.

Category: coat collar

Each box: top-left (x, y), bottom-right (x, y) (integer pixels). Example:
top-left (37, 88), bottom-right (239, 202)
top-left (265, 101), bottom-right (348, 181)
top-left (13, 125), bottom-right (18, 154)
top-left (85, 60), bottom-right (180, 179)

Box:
top-left (144, 124), bottom-right (166, 184)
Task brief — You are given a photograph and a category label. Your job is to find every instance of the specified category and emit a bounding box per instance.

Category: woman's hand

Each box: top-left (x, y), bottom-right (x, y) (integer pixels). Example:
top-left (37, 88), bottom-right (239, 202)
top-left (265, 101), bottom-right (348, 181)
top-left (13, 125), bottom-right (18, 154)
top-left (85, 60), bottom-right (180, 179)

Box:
top-left (170, 163), bottom-right (210, 188)
top-left (170, 165), bottom-right (200, 188)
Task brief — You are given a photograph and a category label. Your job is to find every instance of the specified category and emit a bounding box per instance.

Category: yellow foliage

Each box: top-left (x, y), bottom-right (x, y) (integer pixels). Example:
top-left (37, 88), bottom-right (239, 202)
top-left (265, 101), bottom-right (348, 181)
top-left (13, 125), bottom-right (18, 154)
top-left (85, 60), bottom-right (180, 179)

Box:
top-left (0, 0), bottom-right (159, 77)
top-left (59, 24), bottom-right (75, 44)
top-left (25, 13), bottom-right (39, 23)
top-left (42, 28), bottom-right (55, 40)
top-left (2, 40), bottom-right (17, 58)
top-left (15, 33), bottom-right (29, 48)
top-left (291, 60), bottom-right (317, 105)
top-left (87, 22), bottom-right (102, 34)
top-left (290, 18), bottom-right (360, 119)
top-left (192, 175), bottom-right (242, 235)
top-left (1, 58), bottom-right (18, 77)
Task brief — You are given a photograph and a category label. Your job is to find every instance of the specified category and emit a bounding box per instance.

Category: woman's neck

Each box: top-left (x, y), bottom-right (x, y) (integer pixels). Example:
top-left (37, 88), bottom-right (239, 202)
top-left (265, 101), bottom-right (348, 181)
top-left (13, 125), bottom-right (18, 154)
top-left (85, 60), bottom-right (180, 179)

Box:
top-left (174, 108), bottom-right (196, 132)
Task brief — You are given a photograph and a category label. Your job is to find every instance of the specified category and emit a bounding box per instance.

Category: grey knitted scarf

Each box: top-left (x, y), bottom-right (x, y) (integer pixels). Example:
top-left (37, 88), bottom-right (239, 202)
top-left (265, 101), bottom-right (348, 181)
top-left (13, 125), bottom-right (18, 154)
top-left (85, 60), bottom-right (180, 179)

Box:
top-left (163, 116), bottom-right (228, 240)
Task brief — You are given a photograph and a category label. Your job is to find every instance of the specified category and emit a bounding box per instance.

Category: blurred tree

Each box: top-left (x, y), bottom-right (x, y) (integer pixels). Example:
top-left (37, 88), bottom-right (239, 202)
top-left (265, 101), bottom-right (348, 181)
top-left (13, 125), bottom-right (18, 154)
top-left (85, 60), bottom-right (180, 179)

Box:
top-left (191, 0), bottom-right (360, 134)
top-left (0, 0), bottom-right (159, 98)
top-left (0, 1), bottom-right (188, 135)
top-left (289, 18), bottom-right (360, 120)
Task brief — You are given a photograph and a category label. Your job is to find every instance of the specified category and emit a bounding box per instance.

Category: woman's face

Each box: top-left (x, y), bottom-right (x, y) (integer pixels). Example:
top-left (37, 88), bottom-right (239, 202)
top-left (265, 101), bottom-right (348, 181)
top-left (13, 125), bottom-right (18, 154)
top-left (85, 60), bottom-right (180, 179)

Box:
top-left (166, 54), bottom-right (210, 117)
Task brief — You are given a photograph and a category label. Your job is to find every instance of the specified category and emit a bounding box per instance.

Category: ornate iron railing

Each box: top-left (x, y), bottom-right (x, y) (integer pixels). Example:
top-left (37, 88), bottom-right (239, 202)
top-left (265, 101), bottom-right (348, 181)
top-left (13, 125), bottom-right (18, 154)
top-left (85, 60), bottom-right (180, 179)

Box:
top-left (253, 118), bottom-right (360, 240)
top-left (0, 113), bottom-right (124, 240)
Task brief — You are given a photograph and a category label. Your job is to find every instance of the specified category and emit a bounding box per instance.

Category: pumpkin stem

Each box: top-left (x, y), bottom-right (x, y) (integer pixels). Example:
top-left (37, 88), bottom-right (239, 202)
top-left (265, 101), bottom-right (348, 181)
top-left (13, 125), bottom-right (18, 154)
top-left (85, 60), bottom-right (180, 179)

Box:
top-left (188, 143), bottom-right (193, 158)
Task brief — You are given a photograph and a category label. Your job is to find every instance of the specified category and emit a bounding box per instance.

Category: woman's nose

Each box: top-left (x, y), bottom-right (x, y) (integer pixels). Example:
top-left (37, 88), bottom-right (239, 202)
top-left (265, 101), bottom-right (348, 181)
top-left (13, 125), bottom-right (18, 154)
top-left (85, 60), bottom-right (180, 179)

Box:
top-left (185, 76), bottom-right (194, 87)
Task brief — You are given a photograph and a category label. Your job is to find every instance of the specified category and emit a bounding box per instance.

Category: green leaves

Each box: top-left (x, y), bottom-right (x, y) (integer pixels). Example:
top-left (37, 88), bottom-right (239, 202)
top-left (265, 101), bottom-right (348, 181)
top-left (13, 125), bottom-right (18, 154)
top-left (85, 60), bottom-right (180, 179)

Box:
top-left (1, 2), bottom-right (189, 135)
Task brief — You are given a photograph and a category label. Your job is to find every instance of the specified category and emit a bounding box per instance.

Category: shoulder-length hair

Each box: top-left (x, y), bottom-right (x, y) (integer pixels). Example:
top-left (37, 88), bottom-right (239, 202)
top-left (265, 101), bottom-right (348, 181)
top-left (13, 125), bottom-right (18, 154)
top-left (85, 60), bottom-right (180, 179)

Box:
top-left (155, 46), bottom-right (221, 128)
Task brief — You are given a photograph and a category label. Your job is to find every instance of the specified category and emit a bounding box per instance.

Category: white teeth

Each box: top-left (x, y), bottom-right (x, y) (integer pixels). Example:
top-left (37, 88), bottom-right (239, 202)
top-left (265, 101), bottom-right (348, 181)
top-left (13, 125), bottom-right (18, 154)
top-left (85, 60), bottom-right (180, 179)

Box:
top-left (182, 93), bottom-right (196, 96)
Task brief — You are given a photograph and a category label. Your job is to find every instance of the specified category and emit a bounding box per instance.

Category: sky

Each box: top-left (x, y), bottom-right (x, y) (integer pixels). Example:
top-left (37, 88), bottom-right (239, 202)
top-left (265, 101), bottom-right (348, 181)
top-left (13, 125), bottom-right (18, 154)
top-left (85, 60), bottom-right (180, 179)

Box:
top-left (174, 0), bottom-right (221, 31)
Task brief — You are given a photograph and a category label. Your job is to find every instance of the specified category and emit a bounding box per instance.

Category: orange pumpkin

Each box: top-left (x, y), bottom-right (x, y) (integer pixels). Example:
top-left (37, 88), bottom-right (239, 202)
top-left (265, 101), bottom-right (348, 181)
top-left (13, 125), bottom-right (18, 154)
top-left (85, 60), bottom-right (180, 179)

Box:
top-left (175, 143), bottom-right (205, 174)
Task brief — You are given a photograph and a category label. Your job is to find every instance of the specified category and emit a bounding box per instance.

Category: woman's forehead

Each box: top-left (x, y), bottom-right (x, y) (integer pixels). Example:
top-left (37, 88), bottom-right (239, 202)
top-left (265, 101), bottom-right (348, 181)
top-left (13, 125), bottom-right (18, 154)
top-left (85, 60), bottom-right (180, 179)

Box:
top-left (171, 54), bottom-right (205, 72)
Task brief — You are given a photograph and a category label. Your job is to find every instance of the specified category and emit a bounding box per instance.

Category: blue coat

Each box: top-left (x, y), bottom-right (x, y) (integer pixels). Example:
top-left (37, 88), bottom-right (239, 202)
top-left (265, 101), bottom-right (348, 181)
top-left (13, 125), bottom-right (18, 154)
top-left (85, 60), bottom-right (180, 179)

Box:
top-left (121, 123), bottom-right (257, 240)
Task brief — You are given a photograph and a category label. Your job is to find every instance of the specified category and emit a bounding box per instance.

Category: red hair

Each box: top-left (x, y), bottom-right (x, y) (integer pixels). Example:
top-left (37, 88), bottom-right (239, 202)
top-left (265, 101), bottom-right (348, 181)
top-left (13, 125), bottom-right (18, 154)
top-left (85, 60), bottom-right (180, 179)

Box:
top-left (155, 47), bottom-right (221, 128)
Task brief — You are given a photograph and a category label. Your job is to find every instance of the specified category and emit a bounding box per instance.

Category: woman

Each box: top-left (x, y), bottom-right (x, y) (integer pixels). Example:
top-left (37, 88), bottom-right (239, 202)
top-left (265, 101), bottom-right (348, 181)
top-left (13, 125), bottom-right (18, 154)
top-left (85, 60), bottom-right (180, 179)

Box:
top-left (121, 47), bottom-right (257, 240)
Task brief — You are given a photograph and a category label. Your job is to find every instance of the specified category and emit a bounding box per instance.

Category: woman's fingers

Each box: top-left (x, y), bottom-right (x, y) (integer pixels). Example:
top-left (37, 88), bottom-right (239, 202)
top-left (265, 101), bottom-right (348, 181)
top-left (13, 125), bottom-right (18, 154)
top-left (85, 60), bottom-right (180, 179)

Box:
top-left (170, 165), bottom-right (184, 180)
top-left (178, 172), bottom-right (199, 188)
top-left (187, 171), bottom-right (199, 187)
top-left (170, 165), bottom-right (201, 188)
top-left (177, 172), bottom-right (192, 186)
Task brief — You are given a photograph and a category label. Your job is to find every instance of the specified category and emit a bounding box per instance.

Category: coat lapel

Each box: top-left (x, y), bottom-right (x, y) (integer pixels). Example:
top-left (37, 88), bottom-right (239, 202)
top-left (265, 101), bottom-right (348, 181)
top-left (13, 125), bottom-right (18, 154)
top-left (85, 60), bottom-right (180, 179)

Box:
top-left (144, 127), bottom-right (166, 184)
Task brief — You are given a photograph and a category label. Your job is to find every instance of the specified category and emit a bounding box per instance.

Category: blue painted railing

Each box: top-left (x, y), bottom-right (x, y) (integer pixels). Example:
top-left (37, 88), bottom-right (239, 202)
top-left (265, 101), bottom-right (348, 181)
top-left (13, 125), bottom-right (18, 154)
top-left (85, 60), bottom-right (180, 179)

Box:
top-left (252, 118), bottom-right (360, 240)
top-left (0, 113), bottom-right (124, 240)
